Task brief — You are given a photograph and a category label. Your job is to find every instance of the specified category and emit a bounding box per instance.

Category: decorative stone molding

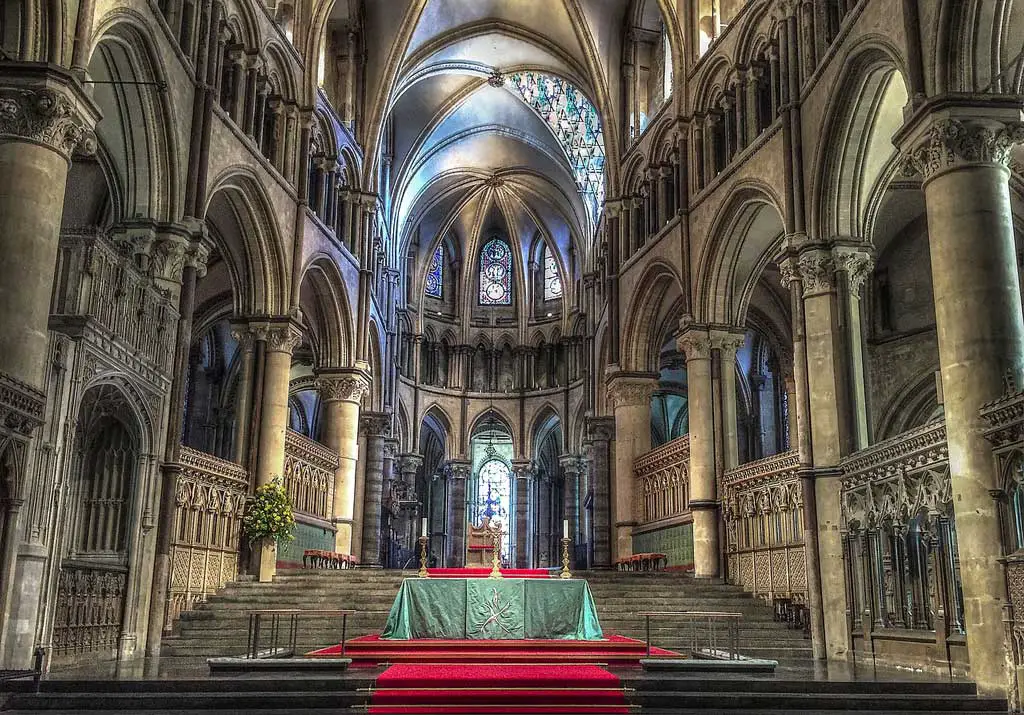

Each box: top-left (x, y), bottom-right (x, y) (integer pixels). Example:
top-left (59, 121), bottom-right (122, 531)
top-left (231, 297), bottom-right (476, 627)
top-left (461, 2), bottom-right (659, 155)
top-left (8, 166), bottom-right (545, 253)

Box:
top-left (0, 370), bottom-right (46, 436)
top-left (796, 250), bottom-right (835, 296)
top-left (559, 454), bottom-right (585, 475)
top-left (0, 82), bottom-right (97, 160)
top-left (981, 388), bottom-right (1024, 449)
top-left (487, 70), bottom-right (506, 87)
top-left (902, 117), bottom-right (1024, 180)
top-left (606, 375), bottom-right (657, 409)
top-left (633, 435), bottom-right (690, 524)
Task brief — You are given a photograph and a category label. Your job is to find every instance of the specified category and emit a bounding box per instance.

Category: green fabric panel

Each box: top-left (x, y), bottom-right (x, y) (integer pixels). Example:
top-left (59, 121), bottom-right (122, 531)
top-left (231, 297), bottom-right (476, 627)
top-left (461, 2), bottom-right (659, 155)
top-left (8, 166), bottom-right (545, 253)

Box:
top-left (276, 520), bottom-right (334, 565)
top-left (632, 523), bottom-right (694, 567)
top-left (466, 579), bottom-right (525, 639)
top-left (380, 578), bottom-right (604, 640)
top-left (381, 578), bottom-right (467, 639)
top-left (524, 580), bottom-right (603, 640)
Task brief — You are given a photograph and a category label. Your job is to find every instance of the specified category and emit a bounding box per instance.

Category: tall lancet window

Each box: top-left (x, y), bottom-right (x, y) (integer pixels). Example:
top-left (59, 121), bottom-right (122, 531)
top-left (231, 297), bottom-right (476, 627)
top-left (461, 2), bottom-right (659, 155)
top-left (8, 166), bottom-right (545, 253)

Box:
top-left (479, 237), bottom-right (512, 305)
top-left (543, 245), bottom-right (562, 301)
top-left (426, 244), bottom-right (443, 298)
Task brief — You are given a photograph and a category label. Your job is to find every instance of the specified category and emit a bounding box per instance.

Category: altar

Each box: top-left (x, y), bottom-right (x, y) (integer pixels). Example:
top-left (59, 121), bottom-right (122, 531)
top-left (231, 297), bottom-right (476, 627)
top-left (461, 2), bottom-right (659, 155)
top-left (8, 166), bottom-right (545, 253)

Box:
top-left (380, 577), bottom-right (603, 640)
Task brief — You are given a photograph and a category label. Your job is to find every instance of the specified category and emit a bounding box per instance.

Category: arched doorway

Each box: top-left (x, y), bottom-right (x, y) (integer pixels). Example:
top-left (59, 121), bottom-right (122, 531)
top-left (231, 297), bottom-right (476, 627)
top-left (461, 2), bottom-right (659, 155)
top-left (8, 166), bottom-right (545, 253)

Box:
top-left (52, 385), bottom-right (143, 662)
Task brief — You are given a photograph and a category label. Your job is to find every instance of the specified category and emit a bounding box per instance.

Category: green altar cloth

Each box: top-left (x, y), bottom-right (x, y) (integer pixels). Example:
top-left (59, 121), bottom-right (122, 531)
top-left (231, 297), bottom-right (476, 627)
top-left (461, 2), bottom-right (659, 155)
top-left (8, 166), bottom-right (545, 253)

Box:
top-left (380, 578), bottom-right (604, 640)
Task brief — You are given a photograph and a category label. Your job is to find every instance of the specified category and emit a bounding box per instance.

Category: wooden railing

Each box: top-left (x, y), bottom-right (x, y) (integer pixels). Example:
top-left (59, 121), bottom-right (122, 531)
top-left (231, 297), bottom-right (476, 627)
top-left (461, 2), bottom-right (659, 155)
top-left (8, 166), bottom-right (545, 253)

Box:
top-left (283, 429), bottom-right (338, 521)
top-left (632, 435), bottom-right (690, 525)
top-left (168, 447), bottom-right (248, 626)
top-left (722, 450), bottom-right (805, 603)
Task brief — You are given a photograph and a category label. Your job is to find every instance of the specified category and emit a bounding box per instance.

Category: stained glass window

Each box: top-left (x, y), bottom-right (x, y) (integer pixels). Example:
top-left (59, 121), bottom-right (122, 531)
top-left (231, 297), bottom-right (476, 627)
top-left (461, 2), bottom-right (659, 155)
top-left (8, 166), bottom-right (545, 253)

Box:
top-left (543, 245), bottom-right (562, 301)
top-left (507, 72), bottom-right (605, 224)
top-left (476, 458), bottom-right (513, 556)
top-left (426, 244), bottom-right (443, 298)
top-left (479, 238), bottom-right (512, 305)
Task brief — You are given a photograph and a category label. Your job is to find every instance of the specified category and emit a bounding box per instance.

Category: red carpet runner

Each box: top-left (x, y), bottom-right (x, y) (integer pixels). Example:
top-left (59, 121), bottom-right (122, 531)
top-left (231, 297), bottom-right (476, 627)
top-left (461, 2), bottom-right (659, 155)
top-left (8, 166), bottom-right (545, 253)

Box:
top-left (368, 663), bottom-right (631, 713)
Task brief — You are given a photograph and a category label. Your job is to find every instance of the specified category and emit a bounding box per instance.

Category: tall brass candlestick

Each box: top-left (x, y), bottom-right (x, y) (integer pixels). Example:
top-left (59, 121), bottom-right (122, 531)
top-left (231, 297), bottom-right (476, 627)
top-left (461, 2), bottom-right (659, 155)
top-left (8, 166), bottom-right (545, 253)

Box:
top-left (417, 536), bottom-right (429, 578)
top-left (488, 528), bottom-right (503, 579)
top-left (560, 537), bottom-right (572, 579)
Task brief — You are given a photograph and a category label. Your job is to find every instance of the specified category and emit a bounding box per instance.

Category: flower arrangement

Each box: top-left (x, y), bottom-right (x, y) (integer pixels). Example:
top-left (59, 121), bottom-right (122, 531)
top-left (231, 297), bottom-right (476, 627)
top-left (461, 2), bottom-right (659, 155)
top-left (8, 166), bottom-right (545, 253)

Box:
top-left (242, 476), bottom-right (296, 544)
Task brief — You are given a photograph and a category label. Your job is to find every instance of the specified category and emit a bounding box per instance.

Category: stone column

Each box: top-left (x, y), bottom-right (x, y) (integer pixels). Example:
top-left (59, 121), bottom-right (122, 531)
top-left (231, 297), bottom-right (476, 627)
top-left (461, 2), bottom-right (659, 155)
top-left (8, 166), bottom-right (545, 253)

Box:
top-left (512, 460), bottom-right (533, 567)
top-left (359, 411), bottom-right (391, 567)
top-left (0, 68), bottom-right (98, 668)
top-left (679, 326), bottom-right (718, 578)
top-left (712, 331), bottom-right (746, 471)
top-left (396, 452), bottom-right (423, 552)
top-left (252, 319), bottom-right (301, 581)
top-left (899, 107), bottom-right (1024, 695)
top-left (317, 369), bottom-right (369, 554)
top-left (560, 454), bottom-right (583, 562)
top-left (605, 373), bottom-right (656, 561)
top-left (834, 246), bottom-right (874, 451)
top-left (585, 417), bottom-right (614, 567)
top-left (445, 460), bottom-right (471, 567)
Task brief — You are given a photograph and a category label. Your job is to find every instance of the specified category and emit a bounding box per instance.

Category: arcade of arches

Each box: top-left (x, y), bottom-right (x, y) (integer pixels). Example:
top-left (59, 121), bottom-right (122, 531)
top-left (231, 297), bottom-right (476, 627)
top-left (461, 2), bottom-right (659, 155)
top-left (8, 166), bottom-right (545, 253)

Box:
top-left (2, 0), bottom-right (1024, 703)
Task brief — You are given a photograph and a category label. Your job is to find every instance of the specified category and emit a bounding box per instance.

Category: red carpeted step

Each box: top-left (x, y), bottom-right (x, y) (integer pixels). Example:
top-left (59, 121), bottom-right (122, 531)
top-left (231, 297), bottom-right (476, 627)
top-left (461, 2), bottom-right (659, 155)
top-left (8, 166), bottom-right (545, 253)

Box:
top-left (307, 633), bottom-right (678, 663)
top-left (368, 663), bottom-right (631, 714)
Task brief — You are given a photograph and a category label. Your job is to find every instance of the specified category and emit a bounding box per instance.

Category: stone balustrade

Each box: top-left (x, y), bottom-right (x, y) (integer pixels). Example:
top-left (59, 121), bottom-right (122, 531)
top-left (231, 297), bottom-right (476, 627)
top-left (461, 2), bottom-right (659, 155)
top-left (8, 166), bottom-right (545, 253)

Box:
top-left (632, 435), bottom-right (690, 525)
top-left (283, 428), bottom-right (339, 522)
top-left (722, 450), bottom-right (805, 603)
top-left (168, 447), bottom-right (249, 625)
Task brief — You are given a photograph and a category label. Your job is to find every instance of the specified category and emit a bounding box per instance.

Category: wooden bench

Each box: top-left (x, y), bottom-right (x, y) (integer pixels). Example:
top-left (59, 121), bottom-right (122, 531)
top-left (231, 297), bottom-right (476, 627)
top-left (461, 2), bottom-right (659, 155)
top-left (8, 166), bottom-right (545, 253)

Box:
top-left (614, 552), bottom-right (668, 571)
top-left (302, 549), bottom-right (358, 569)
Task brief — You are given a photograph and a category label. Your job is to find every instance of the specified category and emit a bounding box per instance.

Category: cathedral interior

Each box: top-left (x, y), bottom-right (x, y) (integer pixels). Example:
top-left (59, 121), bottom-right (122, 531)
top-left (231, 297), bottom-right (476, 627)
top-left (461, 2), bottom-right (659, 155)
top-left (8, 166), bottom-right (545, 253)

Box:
top-left (2, 0), bottom-right (1024, 709)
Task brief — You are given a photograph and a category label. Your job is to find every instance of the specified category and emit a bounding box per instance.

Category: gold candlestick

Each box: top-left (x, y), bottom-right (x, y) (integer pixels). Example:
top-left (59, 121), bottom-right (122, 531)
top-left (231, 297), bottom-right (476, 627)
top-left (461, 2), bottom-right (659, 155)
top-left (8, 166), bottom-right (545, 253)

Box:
top-left (488, 527), bottom-right (503, 579)
top-left (417, 535), bottom-right (429, 578)
top-left (560, 537), bottom-right (572, 579)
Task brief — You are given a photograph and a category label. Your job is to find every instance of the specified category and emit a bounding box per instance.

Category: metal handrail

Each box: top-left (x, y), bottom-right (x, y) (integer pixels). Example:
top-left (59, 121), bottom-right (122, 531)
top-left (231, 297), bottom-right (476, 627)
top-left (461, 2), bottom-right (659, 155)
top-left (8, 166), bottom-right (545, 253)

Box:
top-left (246, 609), bottom-right (366, 659)
top-left (637, 610), bottom-right (744, 660)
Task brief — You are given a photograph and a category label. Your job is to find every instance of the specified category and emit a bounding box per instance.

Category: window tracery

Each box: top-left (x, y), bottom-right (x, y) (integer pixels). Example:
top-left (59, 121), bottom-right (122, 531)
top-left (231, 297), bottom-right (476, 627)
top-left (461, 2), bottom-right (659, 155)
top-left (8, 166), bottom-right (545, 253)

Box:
top-left (479, 237), bottom-right (512, 305)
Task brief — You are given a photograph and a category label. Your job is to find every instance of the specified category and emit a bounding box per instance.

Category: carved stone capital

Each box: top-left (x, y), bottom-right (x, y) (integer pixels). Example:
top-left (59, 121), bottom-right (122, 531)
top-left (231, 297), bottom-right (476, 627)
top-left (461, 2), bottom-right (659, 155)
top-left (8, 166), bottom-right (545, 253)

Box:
top-left (606, 374), bottom-right (658, 409)
top-left (360, 410), bottom-right (392, 438)
top-left (586, 415), bottom-right (615, 443)
top-left (444, 459), bottom-right (472, 480)
top-left (902, 117), bottom-right (1024, 181)
top-left (797, 250), bottom-right (836, 297)
top-left (397, 452), bottom-right (424, 476)
top-left (511, 459), bottom-right (534, 480)
top-left (559, 453), bottom-right (585, 475)
top-left (677, 329), bottom-right (712, 362)
top-left (258, 320), bottom-right (303, 354)
top-left (0, 371), bottom-right (46, 437)
top-left (711, 330), bottom-right (747, 359)
top-left (833, 248), bottom-right (875, 299)
top-left (316, 369), bottom-right (370, 403)
top-left (0, 67), bottom-right (99, 161)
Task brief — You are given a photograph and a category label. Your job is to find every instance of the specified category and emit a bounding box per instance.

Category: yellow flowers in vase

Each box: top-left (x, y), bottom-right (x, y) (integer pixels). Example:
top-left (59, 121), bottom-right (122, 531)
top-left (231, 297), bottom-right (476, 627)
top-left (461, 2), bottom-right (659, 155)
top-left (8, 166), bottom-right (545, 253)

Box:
top-left (242, 476), bottom-right (296, 544)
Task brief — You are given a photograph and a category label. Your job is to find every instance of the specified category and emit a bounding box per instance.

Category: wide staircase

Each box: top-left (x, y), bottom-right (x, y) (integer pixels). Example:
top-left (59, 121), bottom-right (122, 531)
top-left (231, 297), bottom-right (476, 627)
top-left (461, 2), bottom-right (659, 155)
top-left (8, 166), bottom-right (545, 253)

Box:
top-left (2, 570), bottom-right (1008, 713)
top-left (160, 569), bottom-right (813, 664)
